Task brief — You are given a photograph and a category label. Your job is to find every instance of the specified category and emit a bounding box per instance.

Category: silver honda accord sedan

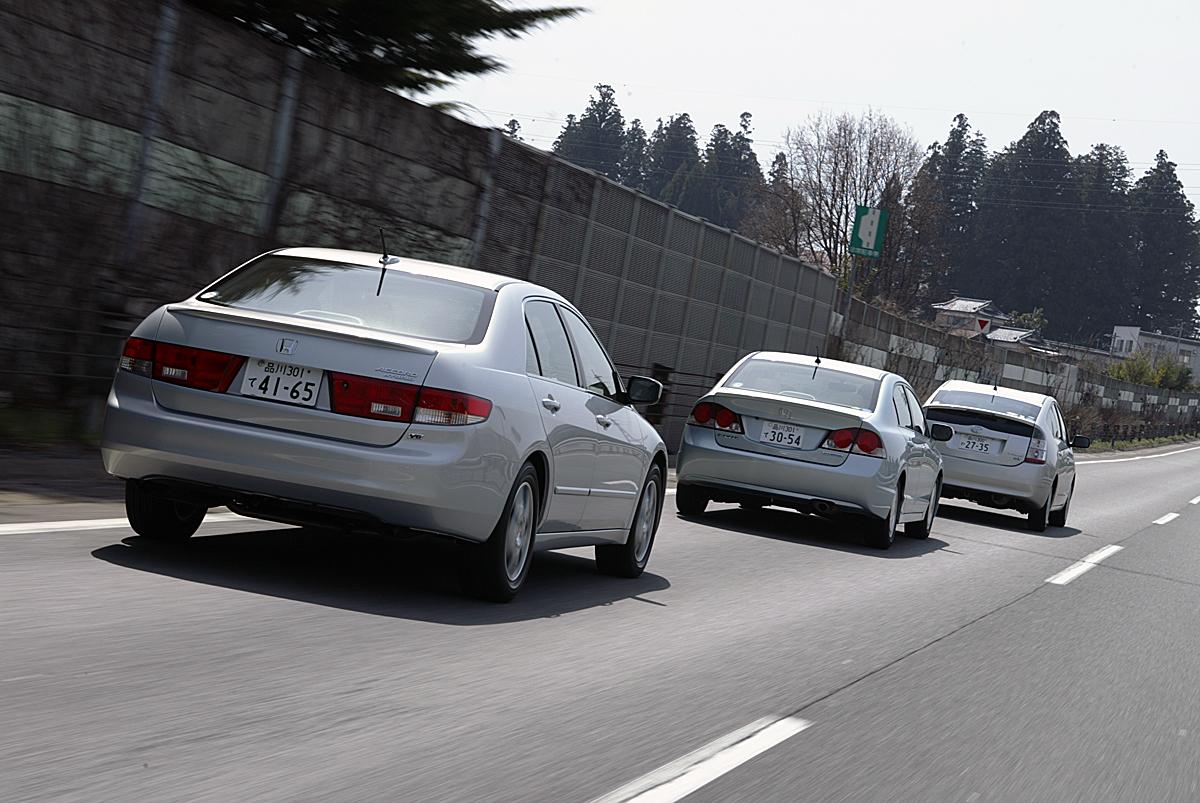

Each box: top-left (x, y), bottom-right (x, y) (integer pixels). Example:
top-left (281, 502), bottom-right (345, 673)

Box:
top-left (101, 247), bottom-right (667, 601)
top-left (675, 352), bottom-right (953, 549)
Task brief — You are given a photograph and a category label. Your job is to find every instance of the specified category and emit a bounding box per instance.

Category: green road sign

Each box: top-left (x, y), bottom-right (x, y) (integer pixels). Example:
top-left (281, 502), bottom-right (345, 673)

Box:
top-left (848, 205), bottom-right (889, 258)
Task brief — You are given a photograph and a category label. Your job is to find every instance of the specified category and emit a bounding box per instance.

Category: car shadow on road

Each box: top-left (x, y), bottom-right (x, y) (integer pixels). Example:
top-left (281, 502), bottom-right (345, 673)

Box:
top-left (681, 506), bottom-right (949, 557)
top-left (91, 527), bottom-right (671, 625)
top-left (937, 502), bottom-right (1083, 538)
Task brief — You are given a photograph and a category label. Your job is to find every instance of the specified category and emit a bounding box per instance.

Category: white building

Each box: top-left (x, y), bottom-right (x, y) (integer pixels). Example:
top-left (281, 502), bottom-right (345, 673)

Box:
top-left (1111, 325), bottom-right (1200, 375)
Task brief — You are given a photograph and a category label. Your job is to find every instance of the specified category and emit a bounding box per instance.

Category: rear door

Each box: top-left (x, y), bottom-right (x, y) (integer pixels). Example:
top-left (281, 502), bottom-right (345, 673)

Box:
top-left (1049, 402), bottom-right (1076, 506)
top-left (557, 306), bottom-right (645, 532)
top-left (901, 384), bottom-right (938, 509)
top-left (524, 300), bottom-right (596, 533)
top-left (890, 385), bottom-right (923, 516)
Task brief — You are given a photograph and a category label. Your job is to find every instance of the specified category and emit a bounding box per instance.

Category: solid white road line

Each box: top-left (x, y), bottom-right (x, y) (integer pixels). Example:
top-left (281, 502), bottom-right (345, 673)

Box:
top-left (591, 716), bottom-right (810, 803)
top-left (0, 511), bottom-right (245, 537)
top-left (1046, 544), bottom-right (1124, 586)
top-left (1154, 512), bottom-right (1180, 525)
top-left (1189, 496), bottom-right (1200, 505)
top-left (1078, 444), bottom-right (1200, 465)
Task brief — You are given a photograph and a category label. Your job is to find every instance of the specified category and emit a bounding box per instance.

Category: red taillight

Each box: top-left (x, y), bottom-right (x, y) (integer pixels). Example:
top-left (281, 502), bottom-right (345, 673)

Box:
top-left (153, 343), bottom-right (245, 392)
top-left (329, 372), bottom-right (418, 422)
top-left (823, 427), bottom-right (886, 458)
top-left (689, 401), bottom-right (743, 433)
top-left (854, 429), bottom-right (885, 457)
top-left (119, 337), bottom-right (155, 377)
top-left (1025, 432), bottom-right (1048, 464)
top-left (825, 428), bottom-right (856, 450)
top-left (414, 387), bottom-right (492, 425)
top-left (328, 375), bottom-right (492, 425)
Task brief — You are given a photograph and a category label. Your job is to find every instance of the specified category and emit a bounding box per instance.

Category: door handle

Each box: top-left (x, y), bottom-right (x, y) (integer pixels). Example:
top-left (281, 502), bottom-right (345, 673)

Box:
top-left (595, 415), bottom-right (612, 428)
top-left (542, 397), bottom-right (561, 413)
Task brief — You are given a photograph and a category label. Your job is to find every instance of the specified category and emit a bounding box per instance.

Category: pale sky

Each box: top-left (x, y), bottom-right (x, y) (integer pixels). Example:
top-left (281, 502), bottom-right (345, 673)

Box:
top-left (426, 0), bottom-right (1200, 203)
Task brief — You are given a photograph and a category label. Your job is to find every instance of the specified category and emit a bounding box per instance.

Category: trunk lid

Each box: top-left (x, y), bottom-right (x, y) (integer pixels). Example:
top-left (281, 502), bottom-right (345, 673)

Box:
top-left (925, 405), bottom-right (1037, 467)
top-left (151, 303), bottom-right (441, 446)
top-left (708, 389), bottom-right (870, 467)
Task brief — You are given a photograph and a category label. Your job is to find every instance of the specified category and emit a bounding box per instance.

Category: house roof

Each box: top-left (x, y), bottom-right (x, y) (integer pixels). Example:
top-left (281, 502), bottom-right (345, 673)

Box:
top-left (986, 326), bottom-right (1037, 343)
top-left (931, 297), bottom-right (1012, 320)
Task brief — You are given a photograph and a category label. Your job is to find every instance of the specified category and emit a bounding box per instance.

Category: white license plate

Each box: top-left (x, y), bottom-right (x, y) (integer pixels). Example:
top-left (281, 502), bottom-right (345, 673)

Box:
top-left (760, 420), bottom-right (806, 448)
top-left (241, 359), bottom-right (321, 407)
top-left (957, 434), bottom-right (999, 454)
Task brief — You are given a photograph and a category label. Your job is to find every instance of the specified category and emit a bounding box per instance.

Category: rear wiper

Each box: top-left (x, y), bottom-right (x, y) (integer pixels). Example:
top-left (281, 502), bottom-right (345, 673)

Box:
top-left (377, 228), bottom-right (400, 296)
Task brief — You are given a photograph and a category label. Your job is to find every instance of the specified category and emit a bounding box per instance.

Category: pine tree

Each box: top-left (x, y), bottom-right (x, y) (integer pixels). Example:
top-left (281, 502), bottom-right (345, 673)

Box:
top-left (619, 119), bottom-right (649, 192)
top-left (645, 114), bottom-right (701, 203)
top-left (503, 119), bottom-right (523, 141)
top-left (1131, 151), bottom-right (1200, 335)
top-left (1071, 144), bottom-right (1137, 339)
top-left (552, 84), bottom-right (627, 180)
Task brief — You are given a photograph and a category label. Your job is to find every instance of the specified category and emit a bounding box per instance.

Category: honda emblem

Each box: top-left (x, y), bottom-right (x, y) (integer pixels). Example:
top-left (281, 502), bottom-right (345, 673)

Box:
top-left (277, 338), bottom-right (298, 355)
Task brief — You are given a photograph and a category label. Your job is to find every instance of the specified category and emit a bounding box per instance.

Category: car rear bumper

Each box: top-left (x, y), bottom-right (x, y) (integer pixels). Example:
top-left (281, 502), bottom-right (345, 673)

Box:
top-left (675, 425), bottom-right (896, 519)
top-left (100, 373), bottom-right (510, 541)
top-left (937, 452), bottom-right (1053, 507)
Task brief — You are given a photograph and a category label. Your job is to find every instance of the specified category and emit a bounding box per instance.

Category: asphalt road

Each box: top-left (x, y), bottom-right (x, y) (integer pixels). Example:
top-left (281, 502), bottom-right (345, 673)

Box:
top-left (5, 445), bottom-right (1200, 802)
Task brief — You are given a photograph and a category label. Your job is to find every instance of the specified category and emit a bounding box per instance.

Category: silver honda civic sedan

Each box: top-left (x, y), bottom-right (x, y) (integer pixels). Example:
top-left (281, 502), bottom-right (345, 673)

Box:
top-left (675, 352), bottom-right (953, 548)
top-left (101, 247), bottom-right (667, 601)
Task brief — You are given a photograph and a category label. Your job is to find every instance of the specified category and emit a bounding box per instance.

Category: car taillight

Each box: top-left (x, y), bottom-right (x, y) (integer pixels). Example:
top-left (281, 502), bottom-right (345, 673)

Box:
top-left (329, 372), bottom-right (418, 422)
top-left (823, 427), bottom-right (886, 458)
top-left (1025, 432), bottom-right (1048, 464)
top-left (119, 337), bottom-right (155, 377)
top-left (688, 401), bottom-right (743, 434)
top-left (154, 343), bottom-right (245, 392)
top-left (413, 388), bottom-right (492, 425)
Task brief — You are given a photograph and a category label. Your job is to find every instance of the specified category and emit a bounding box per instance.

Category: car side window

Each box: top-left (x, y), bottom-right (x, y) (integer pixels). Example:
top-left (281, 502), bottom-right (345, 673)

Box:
top-left (524, 301), bottom-right (577, 385)
top-left (1047, 403), bottom-right (1064, 441)
top-left (904, 386), bottom-right (927, 435)
top-left (893, 386), bottom-right (913, 428)
top-left (525, 322), bottom-right (540, 375)
top-left (1052, 404), bottom-right (1068, 442)
top-left (559, 307), bottom-right (619, 399)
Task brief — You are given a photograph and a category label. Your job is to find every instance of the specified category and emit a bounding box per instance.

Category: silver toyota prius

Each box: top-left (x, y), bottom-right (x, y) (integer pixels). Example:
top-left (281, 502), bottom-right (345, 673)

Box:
top-left (924, 380), bottom-right (1091, 531)
top-left (674, 352), bottom-right (953, 548)
top-left (101, 247), bottom-right (667, 601)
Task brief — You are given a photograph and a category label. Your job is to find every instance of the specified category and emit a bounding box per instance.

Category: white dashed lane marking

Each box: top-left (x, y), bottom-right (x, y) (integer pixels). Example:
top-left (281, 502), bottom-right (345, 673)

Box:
top-left (1154, 513), bottom-right (1180, 525)
top-left (1046, 545), bottom-right (1124, 586)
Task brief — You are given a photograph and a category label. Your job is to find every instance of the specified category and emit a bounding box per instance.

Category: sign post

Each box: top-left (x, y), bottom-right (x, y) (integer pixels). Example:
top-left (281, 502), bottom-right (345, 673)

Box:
top-left (842, 205), bottom-right (890, 325)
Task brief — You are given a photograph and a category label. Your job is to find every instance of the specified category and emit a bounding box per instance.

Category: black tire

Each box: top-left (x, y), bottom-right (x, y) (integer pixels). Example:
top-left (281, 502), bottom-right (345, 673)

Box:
top-left (865, 480), bottom-right (901, 549)
top-left (125, 480), bottom-right (206, 541)
top-left (460, 463), bottom-right (539, 603)
top-left (597, 465), bottom-right (663, 578)
top-left (676, 484), bottom-right (709, 516)
top-left (1027, 484), bottom-right (1053, 532)
top-left (1049, 481), bottom-right (1073, 528)
top-left (906, 476), bottom-right (941, 540)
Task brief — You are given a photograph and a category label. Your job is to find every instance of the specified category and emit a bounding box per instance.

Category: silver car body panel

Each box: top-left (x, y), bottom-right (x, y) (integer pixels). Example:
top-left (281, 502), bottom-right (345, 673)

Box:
top-left (675, 352), bottom-right (942, 522)
top-left (925, 379), bottom-right (1076, 509)
top-left (101, 249), bottom-right (666, 546)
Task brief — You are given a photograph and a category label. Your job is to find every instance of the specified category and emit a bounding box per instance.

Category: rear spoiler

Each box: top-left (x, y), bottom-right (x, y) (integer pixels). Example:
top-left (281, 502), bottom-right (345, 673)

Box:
top-left (166, 302), bottom-right (440, 355)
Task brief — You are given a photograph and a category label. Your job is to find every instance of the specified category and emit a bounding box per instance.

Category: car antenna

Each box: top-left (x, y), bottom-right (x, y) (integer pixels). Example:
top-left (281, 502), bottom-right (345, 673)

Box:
top-left (376, 228), bottom-right (399, 296)
top-left (812, 355), bottom-right (821, 380)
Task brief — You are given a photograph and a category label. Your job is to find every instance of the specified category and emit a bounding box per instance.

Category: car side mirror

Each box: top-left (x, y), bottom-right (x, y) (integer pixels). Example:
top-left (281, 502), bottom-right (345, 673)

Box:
top-left (930, 423), bottom-right (955, 442)
top-left (625, 375), bottom-right (663, 405)
top-left (1070, 435), bottom-right (1091, 449)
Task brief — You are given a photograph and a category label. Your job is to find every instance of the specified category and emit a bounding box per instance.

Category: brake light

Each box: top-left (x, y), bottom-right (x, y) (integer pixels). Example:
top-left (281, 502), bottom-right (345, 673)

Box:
top-left (688, 401), bottom-right (743, 434)
top-left (154, 343), bottom-right (245, 392)
top-left (1025, 431), bottom-right (1048, 464)
top-left (330, 372), bottom-right (418, 421)
top-left (119, 337), bottom-right (155, 377)
top-left (414, 388), bottom-right (492, 425)
top-left (823, 427), bottom-right (886, 458)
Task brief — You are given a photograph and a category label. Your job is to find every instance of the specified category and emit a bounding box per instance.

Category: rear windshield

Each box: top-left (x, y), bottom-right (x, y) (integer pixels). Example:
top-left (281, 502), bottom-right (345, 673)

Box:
top-left (198, 256), bottom-right (495, 344)
top-left (925, 408), bottom-right (1037, 437)
top-left (723, 359), bottom-right (881, 411)
top-left (929, 389), bottom-right (1042, 420)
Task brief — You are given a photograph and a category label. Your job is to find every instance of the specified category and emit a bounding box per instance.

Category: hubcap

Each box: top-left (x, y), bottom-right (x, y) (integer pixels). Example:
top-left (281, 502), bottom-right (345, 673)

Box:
top-left (633, 480), bottom-right (658, 563)
top-left (504, 482), bottom-right (535, 582)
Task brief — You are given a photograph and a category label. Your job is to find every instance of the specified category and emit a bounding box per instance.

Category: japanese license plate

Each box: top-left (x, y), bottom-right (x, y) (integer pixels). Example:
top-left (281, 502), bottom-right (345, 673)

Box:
top-left (957, 434), bottom-right (999, 454)
top-left (759, 420), bottom-right (806, 448)
top-left (241, 359), bottom-right (321, 407)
